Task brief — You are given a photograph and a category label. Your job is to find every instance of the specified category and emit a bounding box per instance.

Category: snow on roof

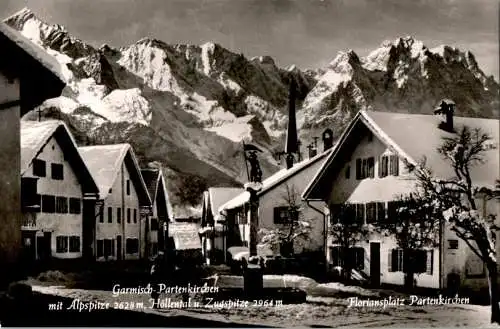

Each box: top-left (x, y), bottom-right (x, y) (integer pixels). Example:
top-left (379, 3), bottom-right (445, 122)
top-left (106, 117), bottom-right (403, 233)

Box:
top-left (169, 223), bottom-right (201, 250)
top-left (303, 110), bottom-right (499, 200)
top-left (0, 22), bottom-right (65, 82)
top-left (21, 120), bottom-right (73, 174)
top-left (207, 187), bottom-right (243, 217)
top-left (78, 144), bottom-right (150, 203)
top-left (219, 149), bottom-right (332, 212)
top-left (365, 110), bottom-right (499, 188)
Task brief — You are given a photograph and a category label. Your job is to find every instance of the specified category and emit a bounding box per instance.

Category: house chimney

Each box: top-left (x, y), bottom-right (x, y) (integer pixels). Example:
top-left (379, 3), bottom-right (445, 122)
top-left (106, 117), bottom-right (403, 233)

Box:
top-left (322, 129), bottom-right (334, 151)
top-left (434, 99), bottom-right (455, 132)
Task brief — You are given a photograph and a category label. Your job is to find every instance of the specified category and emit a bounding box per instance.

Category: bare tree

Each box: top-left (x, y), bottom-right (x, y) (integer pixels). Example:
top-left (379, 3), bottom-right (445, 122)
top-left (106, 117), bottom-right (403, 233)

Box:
top-left (406, 126), bottom-right (500, 323)
top-left (376, 193), bottom-right (440, 289)
top-left (258, 184), bottom-right (312, 257)
top-left (328, 203), bottom-right (370, 282)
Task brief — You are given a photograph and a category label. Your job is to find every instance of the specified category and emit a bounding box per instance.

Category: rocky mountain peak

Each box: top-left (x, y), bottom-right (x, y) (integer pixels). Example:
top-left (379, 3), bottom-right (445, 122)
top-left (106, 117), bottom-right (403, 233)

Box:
top-left (5, 9), bottom-right (498, 217)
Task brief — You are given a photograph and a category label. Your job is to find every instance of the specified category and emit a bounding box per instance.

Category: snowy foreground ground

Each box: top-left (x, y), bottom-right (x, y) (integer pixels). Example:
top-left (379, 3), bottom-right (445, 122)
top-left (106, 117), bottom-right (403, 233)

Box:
top-left (28, 274), bottom-right (500, 328)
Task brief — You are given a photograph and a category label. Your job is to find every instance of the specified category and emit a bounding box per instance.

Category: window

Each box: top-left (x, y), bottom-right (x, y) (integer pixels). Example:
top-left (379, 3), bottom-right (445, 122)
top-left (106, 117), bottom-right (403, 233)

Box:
top-left (51, 163), bottom-right (64, 180)
top-left (387, 201), bottom-right (403, 224)
top-left (379, 155), bottom-right (389, 178)
top-left (109, 188), bottom-right (112, 194)
top-left (273, 207), bottom-right (289, 224)
top-left (354, 203), bottom-right (365, 224)
top-left (329, 246), bottom-right (364, 270)
top-left (133, 209), bottom-right (137, 223)
top-left (345, 165), bottom-right (351, 179)
top-left (41, 195), bottom-right (56, 213)
top-left (330, 204), bottom-right (356, 225)
top-left (69, 236), bottom-right (80, 252)
top-left (126, 180), bottom-right (130, 195)
top-left (151, 218), bottom-right (159, 231)
top-left (97, 240), bottom-right (104, 258)
top-left (389, 249), bottom-right (404, 272)
top-left (103, 207), bottom-right (109, 223)
top-left (56, 236), bottom-right (68, 253)
top-left (111, 239), bottom-right (115, 256)
top-left (126, 238), bottom-right (139, 254)
top-left (127, 208), bottom-right (131, 223)
top-left (356, 157), bottom-right (375, 180)
top-left (103, 239), bottom-right (112, 258)
top-left (376, 202), bottom-right (386, 223)
top-left (33, 159), bottom-right (46, 177)
top-left (117, 208), bottom-right (122, 223)
top-left (330, 246), bottom-right (343, 267)
top-left (329, 204), bottom-right (341, 225)
top-left (448, 239), bottom-right (459, 249)
top-left (367, 157), bottom-right (375, 178)
top-left (365, 202), bottom-right (377, 224)
top-left (389, 249), bottom-right (432, 275)
top-left (69, 198), bottom-right (81, 214)
top-left (389, 155), bottom-right (399, 176)
top-left (237, 209), bottom-right (247, 224)
top-left (349, 247), bottom-right (365, 270)
top-left (56, 197), bottom-right (68, 213)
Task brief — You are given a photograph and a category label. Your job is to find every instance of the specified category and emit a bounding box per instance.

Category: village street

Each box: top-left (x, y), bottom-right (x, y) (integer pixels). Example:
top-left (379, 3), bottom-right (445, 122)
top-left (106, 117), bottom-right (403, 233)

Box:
top-left (28, 275), bottom-right (498, 328)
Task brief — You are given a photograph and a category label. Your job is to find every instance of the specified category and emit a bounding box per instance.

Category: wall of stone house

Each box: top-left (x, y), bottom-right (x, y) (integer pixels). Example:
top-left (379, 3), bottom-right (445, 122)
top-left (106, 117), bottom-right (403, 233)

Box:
top-left (0, 73), bottom-right (21, 270)
top-left (24, 135), bottom-right (83, 259)
top-left (255, 160), bottom-right (327, 255)
top-left (325, 130), bottom-right (500, 291)
top-left (326, 132), bottom-right (439, 288)
top-left (96, 161), bottom-right (141, 261)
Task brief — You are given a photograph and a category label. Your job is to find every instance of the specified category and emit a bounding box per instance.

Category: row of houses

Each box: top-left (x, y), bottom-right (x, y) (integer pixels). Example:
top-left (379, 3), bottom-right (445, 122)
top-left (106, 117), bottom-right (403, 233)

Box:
top-left (20, 119), bottom-right (173, 262)
top-left (201, 107), bottom-right (499, 292)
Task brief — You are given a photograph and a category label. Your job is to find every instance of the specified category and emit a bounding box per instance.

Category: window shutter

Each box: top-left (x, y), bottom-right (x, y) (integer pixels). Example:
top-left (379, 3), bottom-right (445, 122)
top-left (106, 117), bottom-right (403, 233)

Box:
top-left (368, 157), bottom-right (375, 178)
top-left (388, 249), bottom-right (394, 272)
top-left (273, 207), bottom-right (280, 224)
top-left (356, 159), bottom-right (361, 180)
top-left (378, 156), bottom-right (383, 177)
top-left (383, 156), bottom-right (389, 177)
top-left (390, 155), bottom-right (399, 176)
top-left (426, 250), bottom-right (433, 275)
top-left (377, 202), bottom-right (386, 223)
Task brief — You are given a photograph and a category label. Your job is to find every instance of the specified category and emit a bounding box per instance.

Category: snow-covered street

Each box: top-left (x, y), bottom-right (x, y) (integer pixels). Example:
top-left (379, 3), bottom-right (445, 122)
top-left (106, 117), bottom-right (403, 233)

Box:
top-left (30, 280), bottom-right (499, 328)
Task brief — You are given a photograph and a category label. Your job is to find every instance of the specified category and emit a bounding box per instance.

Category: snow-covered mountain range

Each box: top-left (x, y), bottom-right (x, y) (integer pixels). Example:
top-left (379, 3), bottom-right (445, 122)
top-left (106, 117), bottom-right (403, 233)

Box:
top-left (7, 8), bottom-right (499, 217)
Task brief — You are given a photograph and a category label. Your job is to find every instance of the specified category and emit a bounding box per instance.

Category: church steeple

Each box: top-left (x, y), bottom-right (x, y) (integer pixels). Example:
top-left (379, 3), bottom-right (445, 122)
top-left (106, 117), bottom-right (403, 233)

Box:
top-left (284, 79), bottom-right (299, 169)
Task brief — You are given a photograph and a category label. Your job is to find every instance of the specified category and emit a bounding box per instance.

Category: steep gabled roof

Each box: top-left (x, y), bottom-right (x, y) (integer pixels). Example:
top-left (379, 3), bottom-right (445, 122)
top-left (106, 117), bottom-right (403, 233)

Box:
top-left (21, 120), bottom-right (99, 196)
top-left (78, 143), bottom-right (151, 205)
top-left (141, 168), bottom-right (173, 221)
top-left (0, 22), bottom-right (66, 82)
top-left (208, 187), bottom-right (243, 216)
top-left (219, 149), bottom-right (332, 213)
top-left (303, 110), bottom-right (500, 200)
top-left (141, 169), bottom-right (161, 202)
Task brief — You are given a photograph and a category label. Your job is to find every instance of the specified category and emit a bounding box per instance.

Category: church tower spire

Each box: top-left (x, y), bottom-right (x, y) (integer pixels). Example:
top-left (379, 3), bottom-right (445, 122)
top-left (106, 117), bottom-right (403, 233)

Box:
top-left (284, 79), bottom-right (299, 169)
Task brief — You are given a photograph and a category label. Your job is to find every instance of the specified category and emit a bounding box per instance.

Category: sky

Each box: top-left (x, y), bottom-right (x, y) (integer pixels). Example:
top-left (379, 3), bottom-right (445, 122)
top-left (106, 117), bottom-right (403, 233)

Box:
top-left (0, 0), bottom-right (498, 79)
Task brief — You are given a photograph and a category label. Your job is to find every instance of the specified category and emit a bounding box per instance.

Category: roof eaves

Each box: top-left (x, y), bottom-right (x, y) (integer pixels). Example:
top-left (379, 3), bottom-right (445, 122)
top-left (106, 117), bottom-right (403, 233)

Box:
top-left (258, 149), bottom-right (332, 198)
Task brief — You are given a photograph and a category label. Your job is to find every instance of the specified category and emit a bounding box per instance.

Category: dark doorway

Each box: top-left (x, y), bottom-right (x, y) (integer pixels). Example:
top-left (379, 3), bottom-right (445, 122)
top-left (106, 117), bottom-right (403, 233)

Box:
top-left (117, 235), bottom-right (122, 260)
top-left (37, 232), bottom-right (51, 261)
top-left (370, 242), bottom-right (381, 287)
